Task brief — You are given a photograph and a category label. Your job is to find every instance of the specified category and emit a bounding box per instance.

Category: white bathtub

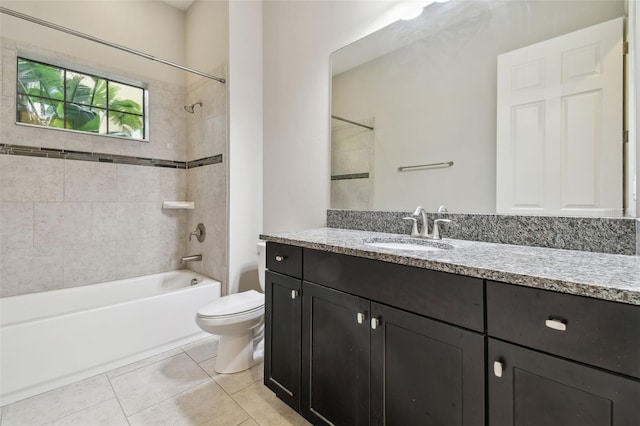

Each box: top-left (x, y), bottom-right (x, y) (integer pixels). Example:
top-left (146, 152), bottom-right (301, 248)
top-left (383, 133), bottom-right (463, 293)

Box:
top-left (0, 270), bottom-right (220, 406)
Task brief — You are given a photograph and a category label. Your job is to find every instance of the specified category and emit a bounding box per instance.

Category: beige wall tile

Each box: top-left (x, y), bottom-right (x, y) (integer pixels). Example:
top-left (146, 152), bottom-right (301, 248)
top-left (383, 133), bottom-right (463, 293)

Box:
top-left (159, 168), bottom-right (187, 201)
top-left (0, 245), bottom-right (64, 297)
top-left (0, 156), bottom-right (64, 202)
top-left (116, 164), bottom-right (161, 202)
top-left (63, 241), bottom-right (117, 288)
top-left (33, 202), bottom-right (92, 247)
top-left (91, 203), bottom-right (119, 242)
top-left (64, 161), bottom-right (117, 202)
top-left (0, 202), bottom-right (33, 249)
top-left (116, 236), bottom-right (183, 279)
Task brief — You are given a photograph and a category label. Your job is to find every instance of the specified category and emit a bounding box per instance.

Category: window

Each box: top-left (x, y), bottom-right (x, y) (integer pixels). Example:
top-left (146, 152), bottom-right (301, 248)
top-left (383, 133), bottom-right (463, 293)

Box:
top-left (16, 57), bottom-right (146, 140)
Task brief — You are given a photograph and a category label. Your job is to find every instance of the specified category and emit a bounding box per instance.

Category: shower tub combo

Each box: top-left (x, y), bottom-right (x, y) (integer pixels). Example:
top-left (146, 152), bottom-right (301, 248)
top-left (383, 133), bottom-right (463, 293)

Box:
top-left (0, 270), bottom-right (220, 406)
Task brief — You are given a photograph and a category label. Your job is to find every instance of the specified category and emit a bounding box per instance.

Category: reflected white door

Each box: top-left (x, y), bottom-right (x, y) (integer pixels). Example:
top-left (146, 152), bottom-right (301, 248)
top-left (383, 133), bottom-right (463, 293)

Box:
top-left (496, 17), bottom-right (623, 217)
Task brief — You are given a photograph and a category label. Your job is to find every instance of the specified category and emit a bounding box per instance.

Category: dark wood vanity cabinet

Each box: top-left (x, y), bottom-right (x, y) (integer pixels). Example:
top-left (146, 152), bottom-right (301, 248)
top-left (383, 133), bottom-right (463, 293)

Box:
top-left (487, 281), bottom-right (640, 426)
top-left (265, 242), bottom-right (640, 425)
top-left (265, 242), bottom-right (485, 425)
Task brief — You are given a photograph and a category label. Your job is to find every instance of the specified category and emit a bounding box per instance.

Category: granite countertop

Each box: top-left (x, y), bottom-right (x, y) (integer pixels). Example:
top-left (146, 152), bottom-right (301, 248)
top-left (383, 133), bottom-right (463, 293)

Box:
top-left (260, 227), bottom-right (640, 306)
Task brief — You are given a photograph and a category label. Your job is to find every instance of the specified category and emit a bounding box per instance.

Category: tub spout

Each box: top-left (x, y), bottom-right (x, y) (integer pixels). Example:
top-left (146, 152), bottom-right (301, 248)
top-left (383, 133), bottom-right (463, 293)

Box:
top-left (181, 254), bottom-right (202, 263)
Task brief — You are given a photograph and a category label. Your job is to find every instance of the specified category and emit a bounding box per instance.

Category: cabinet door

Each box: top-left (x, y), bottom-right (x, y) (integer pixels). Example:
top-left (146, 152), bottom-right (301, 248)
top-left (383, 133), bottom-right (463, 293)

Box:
top-left (489, 338), bottom-right (640, 426)
top-left (371, 303), bottom-right (485, 426)
top-left (302, 281), bottom-right (370, 426)
top-left (264, 271), bottom-right (302, 411)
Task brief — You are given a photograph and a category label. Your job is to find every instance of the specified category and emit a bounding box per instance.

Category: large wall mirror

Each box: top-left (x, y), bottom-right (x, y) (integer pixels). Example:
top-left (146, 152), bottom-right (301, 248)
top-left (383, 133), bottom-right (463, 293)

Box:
top-left (330, 0), bottom-right (634, 218)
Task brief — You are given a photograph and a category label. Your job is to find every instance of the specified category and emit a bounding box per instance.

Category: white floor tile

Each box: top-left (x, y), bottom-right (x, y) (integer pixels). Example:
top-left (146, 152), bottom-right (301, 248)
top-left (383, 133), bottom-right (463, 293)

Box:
top-left (128, 381), bottom-right (249, 426)
top-left (198, 357), bottom-right (219, 378)
top-left (109, 353), bottom-right (209, 416)
top-left (44, 398), bottom-right (127, 426)
top-left (232, 383), bottom-right (310, 426)
top-left (214, 363), bottom-right (264, 395)
top-left (2, 375), bottom-right (114, 426)
top-left (106, 348), bottom-right (183, 379)
top-left (181, 336), bottom-right (219, 363)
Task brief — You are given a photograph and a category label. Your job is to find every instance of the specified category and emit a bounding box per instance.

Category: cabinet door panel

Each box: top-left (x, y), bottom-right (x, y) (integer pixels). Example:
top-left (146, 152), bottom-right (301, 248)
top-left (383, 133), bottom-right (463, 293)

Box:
top-left (302, 282), bottom-right (370, 426)
top-left (264, 271), bottom-right (301, 411)
top-left (371, 303), bottom-right (485, 426)
top-left (489, 338), bottom-right (640, 426)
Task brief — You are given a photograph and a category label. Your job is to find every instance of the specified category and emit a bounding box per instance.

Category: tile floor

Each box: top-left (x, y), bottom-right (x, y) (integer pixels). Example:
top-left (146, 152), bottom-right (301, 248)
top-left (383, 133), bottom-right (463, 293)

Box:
top-left (0, 336), bottom-right (310, 426)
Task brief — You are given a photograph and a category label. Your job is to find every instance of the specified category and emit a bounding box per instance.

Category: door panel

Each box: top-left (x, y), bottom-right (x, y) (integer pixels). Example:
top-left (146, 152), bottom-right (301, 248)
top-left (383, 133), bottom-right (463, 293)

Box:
top-left (302, 282), bottom-right (370, 426)
top-left (371, 303), bottom-right (485, 426)
top-left (497, 17), bottom-right (623, 216)
top-left (489, 338), bottom-right (640, 426)
top-left (264, 271), bottom-right (302, 411)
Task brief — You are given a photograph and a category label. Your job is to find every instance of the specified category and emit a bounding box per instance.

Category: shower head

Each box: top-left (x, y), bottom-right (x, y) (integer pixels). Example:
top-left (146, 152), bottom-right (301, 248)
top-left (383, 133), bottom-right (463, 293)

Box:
top-left (184, 101), bottom-right (203, 113)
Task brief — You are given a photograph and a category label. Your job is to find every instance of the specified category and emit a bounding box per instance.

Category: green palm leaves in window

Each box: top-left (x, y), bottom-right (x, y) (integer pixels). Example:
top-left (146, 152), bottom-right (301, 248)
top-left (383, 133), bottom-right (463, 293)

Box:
top-left (17, 58), bottom-right (145, 140)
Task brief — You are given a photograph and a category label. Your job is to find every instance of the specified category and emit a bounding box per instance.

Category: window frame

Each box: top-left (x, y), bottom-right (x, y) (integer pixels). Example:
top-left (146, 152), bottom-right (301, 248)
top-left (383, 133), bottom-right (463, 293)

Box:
top-left (15, 56), bottom-right (149, 142)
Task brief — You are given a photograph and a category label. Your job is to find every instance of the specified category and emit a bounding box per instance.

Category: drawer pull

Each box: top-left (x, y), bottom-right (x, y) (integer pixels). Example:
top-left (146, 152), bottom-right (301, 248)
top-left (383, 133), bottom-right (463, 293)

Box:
top-left (545, 319), bottom-right (567, 331)
top-left (291, 290), bottom-right (299, 299)
top-left (493, 361), bottom-right (504, 378)
top-left (275, 255), bottom-right (286, 262)
top-left (357, 312), bottom-right (365, 324)
top-left (371, 317), bottom-right (380, 330)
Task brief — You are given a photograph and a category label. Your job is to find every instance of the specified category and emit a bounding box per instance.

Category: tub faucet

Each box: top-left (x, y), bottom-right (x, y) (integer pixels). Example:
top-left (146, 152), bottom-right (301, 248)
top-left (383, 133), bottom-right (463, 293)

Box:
top-left (181, 254), bottom-right (202, 263)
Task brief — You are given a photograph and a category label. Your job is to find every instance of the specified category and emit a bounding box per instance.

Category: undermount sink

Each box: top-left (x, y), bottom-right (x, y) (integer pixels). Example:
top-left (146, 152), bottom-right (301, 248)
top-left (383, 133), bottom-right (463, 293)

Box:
top-left (364, 238), bottom-right (452, 252)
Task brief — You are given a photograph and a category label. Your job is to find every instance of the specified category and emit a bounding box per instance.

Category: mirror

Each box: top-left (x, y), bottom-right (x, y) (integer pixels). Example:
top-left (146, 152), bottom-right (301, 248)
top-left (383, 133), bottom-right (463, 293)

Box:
top-left (330, 0), bottom-right (630, 216)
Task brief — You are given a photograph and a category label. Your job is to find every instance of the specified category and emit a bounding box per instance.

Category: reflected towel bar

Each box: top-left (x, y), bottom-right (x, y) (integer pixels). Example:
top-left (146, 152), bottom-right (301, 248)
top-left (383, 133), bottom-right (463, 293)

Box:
top-left (331, 115), bottom-right (374, 131)
top-left (398, 161), bottom-right (454, 172)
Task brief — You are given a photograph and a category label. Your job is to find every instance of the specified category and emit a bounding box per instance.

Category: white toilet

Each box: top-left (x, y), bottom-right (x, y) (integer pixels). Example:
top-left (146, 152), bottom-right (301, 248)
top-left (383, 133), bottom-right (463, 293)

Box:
top-left (195, 241), bottom-right (267, 374)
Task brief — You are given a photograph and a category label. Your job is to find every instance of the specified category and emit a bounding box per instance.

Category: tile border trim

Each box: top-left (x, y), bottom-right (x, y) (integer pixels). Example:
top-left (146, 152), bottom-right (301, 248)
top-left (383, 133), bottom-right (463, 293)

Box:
top-left (0, 143), bottom-right (222, 169)
top-left (331, 172), bottom-right (370, 181)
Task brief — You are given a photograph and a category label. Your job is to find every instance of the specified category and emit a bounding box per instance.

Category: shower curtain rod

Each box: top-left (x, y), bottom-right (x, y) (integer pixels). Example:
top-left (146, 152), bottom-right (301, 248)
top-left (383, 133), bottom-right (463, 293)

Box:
top-left (0, 7), bottom-right (226, 84)
top-left (331, 115), bottom-right (374, 131)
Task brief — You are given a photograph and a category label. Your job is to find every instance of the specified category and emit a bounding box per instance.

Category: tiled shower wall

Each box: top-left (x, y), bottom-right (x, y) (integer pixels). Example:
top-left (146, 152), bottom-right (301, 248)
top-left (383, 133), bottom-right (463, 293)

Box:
top-left (184, 68), bottom-right (228, 290)
top-left (0, 38), bottom-right (228, 297)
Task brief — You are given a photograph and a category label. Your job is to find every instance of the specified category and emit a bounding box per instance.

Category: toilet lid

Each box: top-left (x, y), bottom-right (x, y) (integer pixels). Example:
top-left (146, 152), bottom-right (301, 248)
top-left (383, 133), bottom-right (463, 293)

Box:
top-left (197, 290), bottom-right (264, 318)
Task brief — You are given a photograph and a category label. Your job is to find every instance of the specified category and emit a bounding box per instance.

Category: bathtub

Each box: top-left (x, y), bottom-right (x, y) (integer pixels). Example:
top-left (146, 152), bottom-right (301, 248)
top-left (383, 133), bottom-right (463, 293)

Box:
top-left (0, 270), bottom-right (220, 406)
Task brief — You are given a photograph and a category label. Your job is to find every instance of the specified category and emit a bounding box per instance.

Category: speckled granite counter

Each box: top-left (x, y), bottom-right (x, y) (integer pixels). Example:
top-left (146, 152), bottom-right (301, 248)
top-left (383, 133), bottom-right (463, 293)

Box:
top-left (260, 228), bottom-right (640, 306)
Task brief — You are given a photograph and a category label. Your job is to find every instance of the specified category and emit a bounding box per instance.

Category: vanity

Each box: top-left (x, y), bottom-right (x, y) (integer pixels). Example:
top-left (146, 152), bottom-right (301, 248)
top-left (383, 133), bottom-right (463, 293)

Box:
top-left (260, 228), bottom-right (640, 426)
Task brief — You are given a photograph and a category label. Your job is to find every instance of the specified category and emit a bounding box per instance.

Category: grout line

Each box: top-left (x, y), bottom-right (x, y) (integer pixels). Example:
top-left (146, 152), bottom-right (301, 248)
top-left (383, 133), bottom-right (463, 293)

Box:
top-left (105, 374), bottom-right (132, 426)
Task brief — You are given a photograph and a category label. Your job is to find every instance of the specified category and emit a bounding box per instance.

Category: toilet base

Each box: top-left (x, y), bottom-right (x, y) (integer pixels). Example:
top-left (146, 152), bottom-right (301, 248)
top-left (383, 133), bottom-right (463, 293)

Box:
top-left (214, 333), bottom-right (264, 374)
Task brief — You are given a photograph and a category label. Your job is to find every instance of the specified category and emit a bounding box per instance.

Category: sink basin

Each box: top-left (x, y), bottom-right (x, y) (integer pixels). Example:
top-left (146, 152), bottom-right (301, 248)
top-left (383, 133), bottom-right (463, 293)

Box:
top-left (364, 238), bottom-right (452, 252)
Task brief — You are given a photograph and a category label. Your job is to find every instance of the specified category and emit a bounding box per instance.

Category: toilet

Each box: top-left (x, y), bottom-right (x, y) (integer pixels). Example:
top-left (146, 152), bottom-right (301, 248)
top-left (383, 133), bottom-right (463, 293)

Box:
top-left (195, 241), bottom-right (266, 374)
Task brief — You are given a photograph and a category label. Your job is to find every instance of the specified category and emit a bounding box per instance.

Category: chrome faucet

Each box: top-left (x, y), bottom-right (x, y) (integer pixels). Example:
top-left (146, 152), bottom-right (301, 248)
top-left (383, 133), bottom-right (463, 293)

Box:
top-left (181, 254), bottom-right (202, 263)
top-left (403, 206), bottom-right (453, 240)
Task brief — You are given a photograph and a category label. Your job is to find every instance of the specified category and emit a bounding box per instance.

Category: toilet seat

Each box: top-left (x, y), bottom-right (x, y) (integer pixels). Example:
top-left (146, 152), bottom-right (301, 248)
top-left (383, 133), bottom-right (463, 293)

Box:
top-left (197, 290), bottom-right (264, 320)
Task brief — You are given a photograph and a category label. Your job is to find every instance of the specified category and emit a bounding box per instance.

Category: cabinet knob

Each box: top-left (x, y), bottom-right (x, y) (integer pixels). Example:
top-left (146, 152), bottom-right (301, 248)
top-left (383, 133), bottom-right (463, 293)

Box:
top-left (291, 290), bottom-right (299, 299)
top-left (275, 255), bottom-right (286, 262)
top-left (493, 361), bottom-right (504, 378)
top-left (545, 319), bottom-right (567, 331)
top-left (371, 317), bottom-right (380, 330)
top-left (357, 312), bottom-right (365, 324)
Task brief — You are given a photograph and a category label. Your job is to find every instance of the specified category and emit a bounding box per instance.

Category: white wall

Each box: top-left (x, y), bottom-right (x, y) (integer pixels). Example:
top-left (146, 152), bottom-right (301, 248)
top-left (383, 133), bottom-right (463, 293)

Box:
top-left (1, 1), bottom-right (186, 84)
top-left (262, 0), bottom-right (405, 233)
top-left (228, 0), bottom-right (263, 294)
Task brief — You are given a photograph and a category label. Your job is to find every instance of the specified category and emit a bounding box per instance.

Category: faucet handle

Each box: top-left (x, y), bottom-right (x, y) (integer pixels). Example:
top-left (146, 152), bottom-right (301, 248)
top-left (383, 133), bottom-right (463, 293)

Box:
top-left (432, 218), bottom-right (453, 240)
top-left (402, 217), bottom-right (420, 237)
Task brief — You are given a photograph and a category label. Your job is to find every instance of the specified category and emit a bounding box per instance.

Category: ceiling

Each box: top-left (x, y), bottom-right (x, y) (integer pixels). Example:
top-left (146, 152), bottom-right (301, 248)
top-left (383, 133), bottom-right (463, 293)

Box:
top-left (162, 0), bottom-right (195, 11)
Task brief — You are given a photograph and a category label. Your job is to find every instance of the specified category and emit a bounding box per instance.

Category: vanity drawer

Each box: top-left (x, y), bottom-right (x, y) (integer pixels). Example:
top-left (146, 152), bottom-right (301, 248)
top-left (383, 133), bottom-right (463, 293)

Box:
top-left (303, 248), bottom-right (484, 331)
top-left (266, 242), bottom-right (303, 279)
top-left (487, 280), bottom-right (640, 378)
